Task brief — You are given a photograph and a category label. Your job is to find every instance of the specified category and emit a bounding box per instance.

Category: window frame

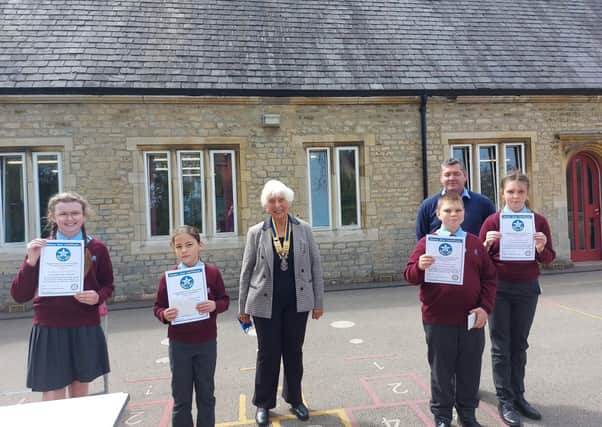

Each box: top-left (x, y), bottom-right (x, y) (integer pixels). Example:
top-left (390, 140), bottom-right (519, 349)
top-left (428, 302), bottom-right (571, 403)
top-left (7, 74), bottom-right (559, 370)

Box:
top-left (0, 152), bottom-right (28, 245)
top-left (144, 150), bottom-right (173, 239)
top-left (450, 141), bottom-right (528, 207)
top-left (335, 146), bottom-right (362, 230)
top-left (33, 152), bottom-right (63, 237)
top-left (476, 143), bottom-right (500, 206)
top-left (177, 150), bottom-right (206, 236)
top-left (450, 144), bottom-right (473, 189)
top-left (306, 147), bottom-right (333, 230)
top-left (503, 142), bottom-right (526, 174)
top-left (209, 149), bottom-right (238, 237)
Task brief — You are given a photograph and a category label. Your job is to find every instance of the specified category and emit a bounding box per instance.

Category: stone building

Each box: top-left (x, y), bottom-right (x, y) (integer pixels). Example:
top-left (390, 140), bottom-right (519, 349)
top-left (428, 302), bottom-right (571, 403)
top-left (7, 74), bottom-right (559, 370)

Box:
top-left (1, 1), bottom-right (601, 310)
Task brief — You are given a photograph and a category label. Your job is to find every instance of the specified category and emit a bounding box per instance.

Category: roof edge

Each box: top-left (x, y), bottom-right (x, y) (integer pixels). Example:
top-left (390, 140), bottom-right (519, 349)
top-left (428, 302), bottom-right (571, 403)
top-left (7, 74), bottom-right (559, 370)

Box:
top-left (1, 87), bottom-right (602, 98)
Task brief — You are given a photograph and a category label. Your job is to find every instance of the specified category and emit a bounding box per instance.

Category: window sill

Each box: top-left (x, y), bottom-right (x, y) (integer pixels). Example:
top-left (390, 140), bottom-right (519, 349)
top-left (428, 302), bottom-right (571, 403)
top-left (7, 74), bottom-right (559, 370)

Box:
top-left (313, 227), bottom-right (378, 243)
top-left (0, 245), bottom-right (27, 262)
top-left (131, 235), bottom-right (246, 254)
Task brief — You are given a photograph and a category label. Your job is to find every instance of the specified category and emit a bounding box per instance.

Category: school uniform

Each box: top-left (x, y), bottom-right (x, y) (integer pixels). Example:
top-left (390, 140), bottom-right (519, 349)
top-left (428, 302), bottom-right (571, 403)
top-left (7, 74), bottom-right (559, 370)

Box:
top-left (11, 231), bottom-right (114, 392)
top-left (479, 209), bottom-right (555, 406)
top-left (154, 261), bottom-right (230, 427)
top-left (416, 188), bottom-right (496, 239)
top-left (404, 227), bottom-right (497, 422)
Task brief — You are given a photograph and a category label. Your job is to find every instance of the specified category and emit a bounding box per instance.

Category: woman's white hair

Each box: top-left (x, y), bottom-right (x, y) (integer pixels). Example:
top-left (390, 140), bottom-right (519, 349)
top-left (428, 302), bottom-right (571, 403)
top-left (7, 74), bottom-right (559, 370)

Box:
top-left (260, 179), bottom-right (295, 209)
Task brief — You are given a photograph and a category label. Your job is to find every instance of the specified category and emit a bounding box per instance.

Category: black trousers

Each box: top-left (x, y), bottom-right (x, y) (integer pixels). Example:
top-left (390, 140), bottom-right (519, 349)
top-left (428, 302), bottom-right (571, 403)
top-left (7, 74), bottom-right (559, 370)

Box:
top-left (168, 340), bottom-right (217, 427)
top-left (253, 305), bottom-right (309, 409)
top-left (423, 322), bottom-right (485, 421)
top-left (489, 290), bottom-right (538, 404)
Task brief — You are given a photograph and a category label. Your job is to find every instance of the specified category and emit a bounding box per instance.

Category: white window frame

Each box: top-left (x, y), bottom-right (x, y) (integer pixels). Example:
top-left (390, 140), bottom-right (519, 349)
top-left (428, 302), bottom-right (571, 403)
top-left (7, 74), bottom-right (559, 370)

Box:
top-left (144, 151), bottom-right (173, 238)
top-left (210, 149), bottom-right (238, 236)
top-left (476, 144), bottom-right (499, 206)
top-left (33, 152), bottom-right (63, 237)
top-left (306, 147), bottom-right (332, 229)
top-left (450, 144), bottom-right (473, 189)
top-left (177, 150), bottom-right (205, 235)
top-left (503, 142), bottom-right (525, 174)
top-left (335, 146), bottom-right (361, 229)
top-left (0, 153), bottom-right (28, 245)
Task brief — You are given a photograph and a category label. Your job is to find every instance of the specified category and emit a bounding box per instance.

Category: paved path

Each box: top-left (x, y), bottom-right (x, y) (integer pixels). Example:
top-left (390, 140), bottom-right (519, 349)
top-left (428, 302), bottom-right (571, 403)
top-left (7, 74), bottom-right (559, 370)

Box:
top-left (1, 270), bottom-right (601, 426)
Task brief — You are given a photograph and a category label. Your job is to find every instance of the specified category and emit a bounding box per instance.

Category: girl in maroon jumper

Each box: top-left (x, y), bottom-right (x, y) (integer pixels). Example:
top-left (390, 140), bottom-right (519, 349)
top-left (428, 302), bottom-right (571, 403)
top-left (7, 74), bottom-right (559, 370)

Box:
top-left (153, 225), bottom-right (229, 427)
top-left (11, 192), bottom-right (114, 401)
top-left (479, 172), bottom-right (555, 427)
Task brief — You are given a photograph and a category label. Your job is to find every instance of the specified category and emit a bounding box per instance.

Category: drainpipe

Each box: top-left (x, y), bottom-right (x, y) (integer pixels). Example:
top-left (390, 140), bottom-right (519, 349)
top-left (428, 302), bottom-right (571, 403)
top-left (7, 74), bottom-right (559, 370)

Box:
top-left (419, 94), bottom-right (429, 199)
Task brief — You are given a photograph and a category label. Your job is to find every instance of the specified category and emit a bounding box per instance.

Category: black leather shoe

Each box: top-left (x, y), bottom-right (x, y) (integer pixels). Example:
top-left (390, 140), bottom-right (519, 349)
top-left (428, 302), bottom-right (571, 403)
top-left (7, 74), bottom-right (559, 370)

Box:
top-left (458, 417), bottom-right (482, 427)
top-left (255, 407), bottom-right (269, 426)
top-left (498, 403), bottom-right (521, 427)
top-left (290, 403), bottom-right (310, 421)
top-left (514, 396), bottom-right (542, 420)
top-left (434, 417), bottom-right (452, 427)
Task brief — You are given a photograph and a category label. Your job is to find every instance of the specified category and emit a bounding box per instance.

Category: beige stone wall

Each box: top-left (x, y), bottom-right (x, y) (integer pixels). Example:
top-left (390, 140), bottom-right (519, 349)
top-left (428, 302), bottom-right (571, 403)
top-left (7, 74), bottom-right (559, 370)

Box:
top-left (1, 95), bottom-right (600, 310)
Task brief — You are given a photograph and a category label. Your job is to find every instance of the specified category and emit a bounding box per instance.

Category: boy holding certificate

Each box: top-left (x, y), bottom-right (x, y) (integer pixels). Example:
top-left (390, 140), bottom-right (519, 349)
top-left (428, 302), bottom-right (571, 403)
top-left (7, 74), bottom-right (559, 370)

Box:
top-left (405, 192), bottom-right (497, 427)
top-left (153, 226), bottom-right (230, 427)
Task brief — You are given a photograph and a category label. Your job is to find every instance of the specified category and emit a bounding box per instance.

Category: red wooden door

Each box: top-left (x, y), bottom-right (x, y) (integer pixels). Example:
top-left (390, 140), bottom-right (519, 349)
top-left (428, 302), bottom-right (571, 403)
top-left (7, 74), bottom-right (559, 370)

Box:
top-left (567, 153), bottom-right (601, 261)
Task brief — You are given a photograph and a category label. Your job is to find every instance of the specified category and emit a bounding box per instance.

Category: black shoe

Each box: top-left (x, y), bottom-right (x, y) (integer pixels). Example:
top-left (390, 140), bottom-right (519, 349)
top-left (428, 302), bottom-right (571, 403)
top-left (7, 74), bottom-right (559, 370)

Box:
top-left (255, 407), bottom-right (269, 426)
top-left (290, 403), bottom-right (310, 421)
top-left (498, 403), bottom-right (522, 427)
top-left (458, 416), bottom-right (483, 427)
top-left (514, 396), bottom-right (542, 420)
top-left (434, 417), bottom-right (452, 427)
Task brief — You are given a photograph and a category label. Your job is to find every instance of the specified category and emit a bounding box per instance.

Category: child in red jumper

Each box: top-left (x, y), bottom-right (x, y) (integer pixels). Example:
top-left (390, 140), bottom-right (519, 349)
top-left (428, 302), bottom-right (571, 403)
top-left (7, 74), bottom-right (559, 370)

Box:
top-left (11, 191), bottom-right (114, 401)
top-left (479, 172), bottom-right (555, 426)
top-left (154, 225), bottom-right (229, 427)
top-left (405, 192), bottom-right (497, 427)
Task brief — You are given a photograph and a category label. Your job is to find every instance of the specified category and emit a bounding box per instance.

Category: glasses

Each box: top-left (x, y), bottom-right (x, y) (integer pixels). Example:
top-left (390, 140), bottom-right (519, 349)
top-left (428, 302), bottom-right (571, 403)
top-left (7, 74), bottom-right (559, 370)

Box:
top-left (56, 211), bottom-right (83, 219)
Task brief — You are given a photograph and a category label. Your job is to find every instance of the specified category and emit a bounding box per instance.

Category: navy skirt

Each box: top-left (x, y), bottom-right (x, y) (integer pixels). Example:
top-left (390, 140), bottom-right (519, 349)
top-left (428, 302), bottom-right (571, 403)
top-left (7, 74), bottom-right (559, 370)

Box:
top-left (27, 324), bottom-right (110, 392)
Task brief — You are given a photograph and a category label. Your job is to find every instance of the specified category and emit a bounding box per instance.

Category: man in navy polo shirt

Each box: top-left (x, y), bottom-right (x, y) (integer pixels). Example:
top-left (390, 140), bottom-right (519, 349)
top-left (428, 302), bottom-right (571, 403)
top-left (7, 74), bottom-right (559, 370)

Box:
top-left (416, 158), bottom-right (496, 240)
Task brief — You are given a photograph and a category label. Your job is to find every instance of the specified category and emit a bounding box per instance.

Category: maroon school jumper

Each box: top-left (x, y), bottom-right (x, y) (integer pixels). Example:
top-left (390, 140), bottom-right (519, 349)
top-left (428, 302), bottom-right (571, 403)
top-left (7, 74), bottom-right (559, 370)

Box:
top-left (11, 238), bottom-right (114, 327)
top-left (479, 211), bottom-right (556, 282)
top-left (404, 233), bottom-right (498, 325)
top-left (153, 263), bottom-right (230, 343)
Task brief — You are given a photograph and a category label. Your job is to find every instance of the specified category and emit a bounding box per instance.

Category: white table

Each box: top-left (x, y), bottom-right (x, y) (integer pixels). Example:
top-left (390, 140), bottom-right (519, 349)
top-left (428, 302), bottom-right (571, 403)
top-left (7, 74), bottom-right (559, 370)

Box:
top-left (0, 392), bottom-right (129, 427)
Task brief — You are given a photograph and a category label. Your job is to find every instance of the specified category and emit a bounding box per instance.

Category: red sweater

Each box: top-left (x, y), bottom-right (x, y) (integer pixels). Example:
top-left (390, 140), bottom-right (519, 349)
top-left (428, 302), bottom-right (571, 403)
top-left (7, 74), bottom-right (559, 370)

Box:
top-left (479, 211), bottom-right (556, 281)
top-left (11, 238), bottom-right (114, 327)
top-left (154, 263), bottom-right (230, 343)
top-left (404, 233), bottom-right (497, 326)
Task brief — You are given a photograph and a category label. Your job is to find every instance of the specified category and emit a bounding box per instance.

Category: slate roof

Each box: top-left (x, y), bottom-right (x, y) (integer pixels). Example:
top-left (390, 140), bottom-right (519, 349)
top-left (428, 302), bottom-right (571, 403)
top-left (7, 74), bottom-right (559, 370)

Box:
top-left (1, 0), bottom-right (602, 95)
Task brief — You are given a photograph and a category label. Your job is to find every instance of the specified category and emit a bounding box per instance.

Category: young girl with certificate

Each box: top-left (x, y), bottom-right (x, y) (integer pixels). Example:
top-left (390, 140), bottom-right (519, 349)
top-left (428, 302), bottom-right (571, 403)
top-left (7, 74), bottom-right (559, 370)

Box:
top-left (11, 192), bottom-right (114, 401)
top-left (479, 171), bottom-right (556, 426)
top-left (153, 225), bottom-right (229, 427)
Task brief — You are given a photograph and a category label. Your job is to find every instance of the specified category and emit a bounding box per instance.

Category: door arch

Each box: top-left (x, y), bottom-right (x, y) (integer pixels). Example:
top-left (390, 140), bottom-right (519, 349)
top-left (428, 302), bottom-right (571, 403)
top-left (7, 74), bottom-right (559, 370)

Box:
top-left (566, 153), bottom-right (601, 261)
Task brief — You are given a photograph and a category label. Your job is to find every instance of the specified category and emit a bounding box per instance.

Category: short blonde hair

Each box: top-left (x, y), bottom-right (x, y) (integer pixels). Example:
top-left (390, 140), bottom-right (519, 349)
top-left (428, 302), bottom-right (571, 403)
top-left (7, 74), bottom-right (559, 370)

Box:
top-left (260, 179), bottom-right (294, 209)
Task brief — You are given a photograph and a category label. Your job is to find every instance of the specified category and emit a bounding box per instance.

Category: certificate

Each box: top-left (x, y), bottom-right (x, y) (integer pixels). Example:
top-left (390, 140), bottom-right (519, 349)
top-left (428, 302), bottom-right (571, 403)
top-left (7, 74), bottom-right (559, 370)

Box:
top-left (165, 265), bottom-right (209, 325)
top-left (500, 213), bottom-right (535, 261)
top-left (38, 240), bottom-right (85, 297)
top-left (424, 235), bottom-right (465, 285)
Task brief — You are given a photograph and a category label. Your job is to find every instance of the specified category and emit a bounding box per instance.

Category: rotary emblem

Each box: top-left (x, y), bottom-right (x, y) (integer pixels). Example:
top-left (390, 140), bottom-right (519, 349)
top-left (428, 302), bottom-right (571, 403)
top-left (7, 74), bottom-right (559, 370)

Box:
top-left (438, 243), bottom-right (453, 256)
top-left (512, 219), bottom-right (525, 232)
top-left (180, 275), bottom-right (194, 289)
top-left (56, 247), bottom-right (71, 262)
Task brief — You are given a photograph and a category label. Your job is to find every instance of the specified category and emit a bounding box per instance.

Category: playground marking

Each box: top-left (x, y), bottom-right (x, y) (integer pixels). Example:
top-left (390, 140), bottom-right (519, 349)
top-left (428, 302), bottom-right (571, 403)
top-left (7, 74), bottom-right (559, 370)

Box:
top-left (542, 299), bottom-right (602, 320)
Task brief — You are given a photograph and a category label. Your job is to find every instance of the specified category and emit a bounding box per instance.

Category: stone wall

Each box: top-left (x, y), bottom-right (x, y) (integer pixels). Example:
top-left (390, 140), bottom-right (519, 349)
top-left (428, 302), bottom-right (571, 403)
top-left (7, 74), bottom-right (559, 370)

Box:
top-left (1, 95), bottom-right (600, 311)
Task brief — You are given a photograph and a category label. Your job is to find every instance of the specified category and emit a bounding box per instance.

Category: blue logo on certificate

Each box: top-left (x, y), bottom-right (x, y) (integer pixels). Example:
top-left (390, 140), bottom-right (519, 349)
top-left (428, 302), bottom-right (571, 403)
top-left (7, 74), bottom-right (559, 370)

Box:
top-left (180, 275), bottom-right (194, 289)
top-left (438, 243), bottom-right (453, 256)
top-left (56, 247), bottom-right (71, 262)
top-left (512, 219), bottom-right (525, 232)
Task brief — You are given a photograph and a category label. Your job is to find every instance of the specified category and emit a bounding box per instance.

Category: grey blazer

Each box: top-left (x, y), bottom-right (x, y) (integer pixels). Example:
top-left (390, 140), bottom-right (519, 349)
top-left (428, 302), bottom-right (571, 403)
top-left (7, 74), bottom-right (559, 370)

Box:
top-left (238, 216), bottom-right (324, 318)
